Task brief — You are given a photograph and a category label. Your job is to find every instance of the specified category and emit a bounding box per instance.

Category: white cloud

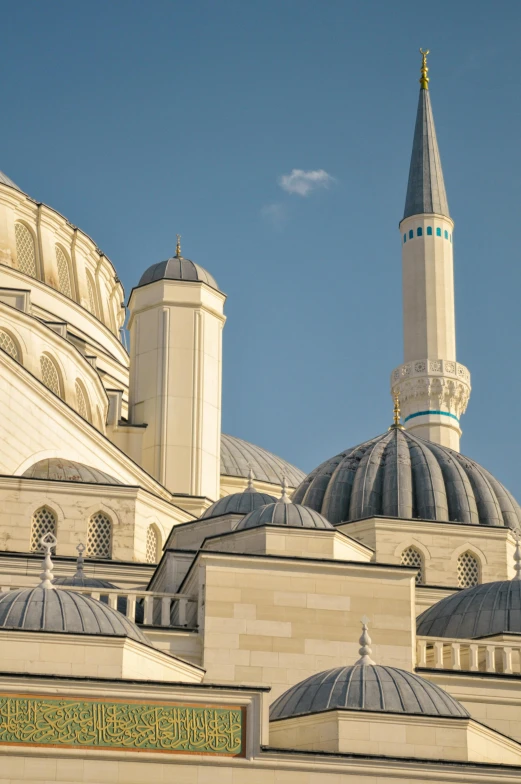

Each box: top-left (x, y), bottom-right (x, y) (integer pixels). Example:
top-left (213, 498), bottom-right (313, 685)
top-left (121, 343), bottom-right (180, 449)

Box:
top-left (261, 202), bottom-right (287, 228)
top-left (278, 168), bottom-right (334, 197)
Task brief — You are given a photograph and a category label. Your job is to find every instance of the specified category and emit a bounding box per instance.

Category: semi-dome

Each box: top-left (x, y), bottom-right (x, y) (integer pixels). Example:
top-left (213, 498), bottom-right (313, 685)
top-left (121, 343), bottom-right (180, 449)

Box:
top-left (22, 458), bottom-right (121, 485)
top-left (138, 256), bottom-right (219, 291)
top-left (270, 664), bottom-right (469, 720)
top-left (417, 579), bottom-right (521, 639)
top-left (0, 171), bottom-right (22, 192)
top-left (0, 586), bottom-right (146, 643)
top-left (293, 428), bottom-right (521, 529)
top-left (236, 496), bottom-right (333, 531)
top-left (221, 433), bottom-right (306, 488)
top-left (202, 473), bottom-right (277, 519)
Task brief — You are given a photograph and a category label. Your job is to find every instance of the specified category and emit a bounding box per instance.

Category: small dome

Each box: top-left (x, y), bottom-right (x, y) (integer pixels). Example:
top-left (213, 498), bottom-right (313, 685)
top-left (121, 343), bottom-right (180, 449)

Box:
top-left (236, 500), bottom-right (333, 531)
top-left (0, 586), bottom-right (146, 643)
top-left (138, 256), bottom-right (219, 291)
top-left (53, 574), bottom-right (117, 589)
top-left (293, 428), bottom-right (521, 529)
top-left (221, 433), bottom-right (306, 488)
top-left (22, 458), bottom-right (121, 486)
top-left (202, 489), bottom-right (277, 519)
top-left (270, 664), bottom-right (469, 720)
top-left (417, 580), bottom-right (521, 639)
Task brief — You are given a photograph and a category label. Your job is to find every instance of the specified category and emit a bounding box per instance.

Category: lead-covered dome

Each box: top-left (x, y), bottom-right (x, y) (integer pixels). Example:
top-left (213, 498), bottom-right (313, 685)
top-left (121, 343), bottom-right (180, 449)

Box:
top-left (417, 580), bottom-right (521, 639)
top-left (22, 458), bottom-right (121, 485)
top-left (236, 500), bottom-right (333, 531)
top-left (293, 428), bottom-right (521, 529)
top-left (0, 587), bottom-right (147, 643)
top-left (221, 433), bottom-right (305, 488)
top-left (138, 256), bottom-right (219, 291)
top-left (201, 488), bottom-right (277, 519)
top-left (270, 664), bottom-right (468, 720)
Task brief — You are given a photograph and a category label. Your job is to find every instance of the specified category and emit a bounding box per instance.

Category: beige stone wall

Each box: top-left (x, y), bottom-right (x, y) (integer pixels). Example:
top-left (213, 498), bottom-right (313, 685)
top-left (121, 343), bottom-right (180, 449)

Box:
top-left (190, 553), bottom-right (415, 699)
top-left (341, 517), bottom-right (515, 587)
top-left (202, 527), bottom-right (372, 562)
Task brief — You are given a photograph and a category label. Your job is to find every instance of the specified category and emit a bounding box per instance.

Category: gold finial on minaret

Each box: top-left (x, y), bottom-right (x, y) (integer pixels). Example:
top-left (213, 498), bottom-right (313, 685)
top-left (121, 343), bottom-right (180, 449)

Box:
top-left (419, 48), bottom-right (430, 90)
top-left (390, 392), bottom-right (404, 430)
top-left (175, 234), bottom-right (182, 258)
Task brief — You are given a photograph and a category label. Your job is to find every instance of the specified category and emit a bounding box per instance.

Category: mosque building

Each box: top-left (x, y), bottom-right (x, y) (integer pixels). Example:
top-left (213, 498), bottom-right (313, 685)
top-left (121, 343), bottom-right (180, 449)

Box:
top-left (0, 50), bottom-right (519, 783)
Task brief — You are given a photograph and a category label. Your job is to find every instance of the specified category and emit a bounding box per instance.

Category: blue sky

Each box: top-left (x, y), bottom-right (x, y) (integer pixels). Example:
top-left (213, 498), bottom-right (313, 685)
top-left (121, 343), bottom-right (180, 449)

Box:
top-left (2, 0), bottom-right (521, 494)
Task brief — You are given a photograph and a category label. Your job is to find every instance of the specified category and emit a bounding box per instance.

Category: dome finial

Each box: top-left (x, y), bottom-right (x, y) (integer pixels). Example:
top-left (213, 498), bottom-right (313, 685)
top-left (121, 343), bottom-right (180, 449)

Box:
top-left (175, 234), bottom-right (182, 258)
top-left (39, 533), bottom-right (57, 589)
top-left (355, 616), bottom-right (376, 666)
top-left (514, 531), bottom-right (521, 581)
top-left (280, 475), bottom-right (291, 503)
top-left (245, 466), bottom-right (257, 493)
top-left (419, 48), bottom-right (430, 90)
top-left (389, 391), bottom-right (404, 430)
top-left (75, 542), bottom-right (86, 578)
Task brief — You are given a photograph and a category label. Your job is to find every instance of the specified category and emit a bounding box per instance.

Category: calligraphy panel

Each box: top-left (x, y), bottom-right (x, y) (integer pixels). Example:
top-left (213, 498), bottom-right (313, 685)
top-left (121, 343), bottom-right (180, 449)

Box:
top-left (0, 695), bottom-right (245, 756)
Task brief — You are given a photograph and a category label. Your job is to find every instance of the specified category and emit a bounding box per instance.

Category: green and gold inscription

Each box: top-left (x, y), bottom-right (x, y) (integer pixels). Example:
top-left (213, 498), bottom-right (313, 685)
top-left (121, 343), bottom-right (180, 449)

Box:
top-left (0, 695), bottom-right (244, 756)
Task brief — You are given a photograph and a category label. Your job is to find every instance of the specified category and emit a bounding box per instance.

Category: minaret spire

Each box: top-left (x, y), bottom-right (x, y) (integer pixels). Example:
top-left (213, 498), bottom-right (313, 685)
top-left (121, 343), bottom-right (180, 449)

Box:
top-left (391, 51), bottom-right (471, 452)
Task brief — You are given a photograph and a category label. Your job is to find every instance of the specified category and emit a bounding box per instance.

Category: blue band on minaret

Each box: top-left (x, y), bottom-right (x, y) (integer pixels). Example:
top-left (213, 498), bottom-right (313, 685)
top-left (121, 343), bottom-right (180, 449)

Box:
top-left (404, 410), bottom-right (460, 424)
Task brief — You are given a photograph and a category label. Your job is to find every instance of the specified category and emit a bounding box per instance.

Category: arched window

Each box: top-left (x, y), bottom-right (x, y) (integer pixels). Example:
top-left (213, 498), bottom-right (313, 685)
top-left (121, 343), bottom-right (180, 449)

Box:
top-left (403, 233), bottom-right (406, 243)
top-left (444, 230), bottom-right (449, 239)
top-left (86, 273), bottom-right (98, 317)
top-left (86, 512), bottom-right (112, 558)
top-left (40, 354), bottom-right (62, 398)
top-left (146, 525), bottom-right (160, 564)
top-left (31, 506), bottom-right (57, 553)
top-left (75, 380), bottom-right (91, 422)
top-left (55, 246), bottom-right (73, 299)
top-left (408, 229), bottom-right (413, 239)
top-left (417, 227), bottom-right (423, 237)
top-left (401, 546), bottom-right (424, 585)
top-left (457, 551), bottom-right (480, 588)
top-left (436, 227), bottom-right (442, 237)
top-left (14, 223), bottom-right (37, 277)
top-left (427, 226), bottom-right (433, 236)
top-left (0, 330), bottom-right (20, 362)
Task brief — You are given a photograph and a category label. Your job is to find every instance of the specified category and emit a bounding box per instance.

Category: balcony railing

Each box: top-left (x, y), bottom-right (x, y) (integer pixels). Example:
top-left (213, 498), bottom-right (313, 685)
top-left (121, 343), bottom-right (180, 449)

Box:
top-left (417, 636), bottom-right (521, 675)
top-left (0, 584), bottom-right (197, 629)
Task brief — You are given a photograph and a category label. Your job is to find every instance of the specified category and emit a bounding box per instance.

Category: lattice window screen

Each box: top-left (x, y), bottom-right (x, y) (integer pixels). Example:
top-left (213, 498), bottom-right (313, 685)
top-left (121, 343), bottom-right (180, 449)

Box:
top-left (0, 330), bottom-right (19, 361)
top-left (86, 513), bottom-right (112, 558)
top-left (56, 246), bottom-right (72, 298)
top-left (40, 355), bottom-right (62, 397)
top-left (146, 526), bottom-right (158, 564)
top-left (30, 507), bottom-right (57, 553)
top-left (75, 380), bottom-right (89, 421)
top-left (86, 275), bottom-right (97, 316)
top-left (401, 546), bottom-right (424, 585)
top-left (457, 552), bottom-right (480, 588)
top-left (14, 223), bottom-right (37, 277)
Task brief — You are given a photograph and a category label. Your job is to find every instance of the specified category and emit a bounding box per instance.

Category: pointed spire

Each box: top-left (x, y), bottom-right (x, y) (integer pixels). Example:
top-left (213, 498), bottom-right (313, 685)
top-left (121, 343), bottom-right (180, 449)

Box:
top-left (514, 532), bottom-right (521, 581)
top-left (355, 616), bottom-right (376, 666)
top-left (38, 533), bottom-right (57, 589)
top-left (403, 50), bottom-right (450, 220)
top-left (245, 466), bottom-right (257, 493)
top-left (175, 234), bottom-right (182, 258)
top-left (279, 476), bottom-right (291, 504)
top-left (74, 542), bottom-right (86, 578)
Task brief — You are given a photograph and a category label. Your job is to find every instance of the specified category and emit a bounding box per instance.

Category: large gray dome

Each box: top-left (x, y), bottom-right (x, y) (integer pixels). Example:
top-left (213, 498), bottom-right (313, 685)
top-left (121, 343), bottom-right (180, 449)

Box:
top-left (236, 501), bottom-right (333, 531)
top-left (0, 587), bottom-right (146, 643)
top-left (417, 580), bottom-right (521, 639)
top-left (138, 256), bottom-right (219, 291)
top-left (201, 489), bottom-right (277, 519)
top-left (22, 458), bottom-right (121, 485)
top-left (221, 434), bottom-right (305, 488)
top-left (270, 664), bottom-right (469, 720)
top-left (293, 428), bottom-right (521, 529)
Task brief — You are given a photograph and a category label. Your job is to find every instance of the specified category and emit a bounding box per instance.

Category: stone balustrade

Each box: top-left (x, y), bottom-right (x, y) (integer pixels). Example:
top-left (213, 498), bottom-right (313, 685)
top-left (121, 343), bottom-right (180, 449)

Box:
top-left (0, 584), bottom-right (197, 629)
top-left (417, 636), bottom-right (521, 675)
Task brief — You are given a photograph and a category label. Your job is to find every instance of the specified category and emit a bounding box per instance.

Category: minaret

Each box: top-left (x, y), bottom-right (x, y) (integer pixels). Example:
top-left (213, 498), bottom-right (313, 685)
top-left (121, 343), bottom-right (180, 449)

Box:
top-left (391, 51), bottom-right (471, 451)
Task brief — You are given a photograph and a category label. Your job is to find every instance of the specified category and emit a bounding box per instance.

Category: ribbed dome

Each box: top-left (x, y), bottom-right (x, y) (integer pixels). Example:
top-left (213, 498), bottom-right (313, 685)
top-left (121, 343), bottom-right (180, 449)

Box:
top-left (53, 575), bottom-right (117, 589)
top-left (138, 256), bottom-right (219, 291)
top-left (417, 580), bottom-right (521, 639)
top-left (22, 458), bottom-right (121, 485)
top-left (221, 433), bottom-right (305, 488)
top-left (236, 501), bottom-right (333, 531)
top-left (0, 587), bottom-right (146, 643)
top-left (293, 429), bottom-right (521, 529)
top-left (202, 489), bottom-right (277, 519)
top-left (270, 664), bottom-right (469, 720)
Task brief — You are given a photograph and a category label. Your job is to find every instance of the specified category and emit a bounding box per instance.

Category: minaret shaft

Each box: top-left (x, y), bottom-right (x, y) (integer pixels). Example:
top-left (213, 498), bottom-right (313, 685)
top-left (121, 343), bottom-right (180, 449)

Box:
top-left (391, 53), bottom-right (470, 452)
